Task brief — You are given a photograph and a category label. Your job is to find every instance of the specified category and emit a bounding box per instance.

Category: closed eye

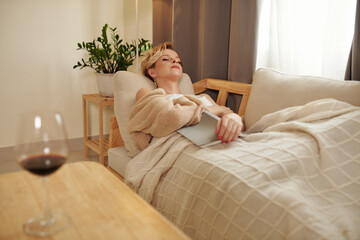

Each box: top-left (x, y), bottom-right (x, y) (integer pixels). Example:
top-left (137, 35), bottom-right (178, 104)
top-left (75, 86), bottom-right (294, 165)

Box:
top-left (160, 56), bottom-right (182, 65)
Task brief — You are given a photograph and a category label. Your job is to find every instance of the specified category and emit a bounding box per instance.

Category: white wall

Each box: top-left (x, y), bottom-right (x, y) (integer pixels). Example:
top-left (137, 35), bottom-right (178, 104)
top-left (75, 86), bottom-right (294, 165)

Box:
top-left (125, 0), bottom-right (153, 73)
top-left (124, 0), bottom-right (153, 42)
top-left (0, 0), bottom-right (152, 148)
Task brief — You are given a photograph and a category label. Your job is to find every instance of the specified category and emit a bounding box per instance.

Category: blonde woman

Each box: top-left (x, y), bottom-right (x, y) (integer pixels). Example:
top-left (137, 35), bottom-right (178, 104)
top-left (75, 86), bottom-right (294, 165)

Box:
top-left (131, 42), bottom-right (244, 146)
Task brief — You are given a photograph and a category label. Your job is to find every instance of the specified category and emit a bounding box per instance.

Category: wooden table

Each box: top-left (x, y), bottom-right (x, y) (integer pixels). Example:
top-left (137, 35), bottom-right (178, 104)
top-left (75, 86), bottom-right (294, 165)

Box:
top-left (82, 94), bottom-right (114, 165)
top-left (0, 162), bottom-right (190, 240)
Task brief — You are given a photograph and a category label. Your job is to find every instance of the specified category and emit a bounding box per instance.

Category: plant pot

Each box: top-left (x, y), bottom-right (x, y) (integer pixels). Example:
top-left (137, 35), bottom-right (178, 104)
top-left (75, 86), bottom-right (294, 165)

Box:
top-left (96, 73), bottom-right (114, 97)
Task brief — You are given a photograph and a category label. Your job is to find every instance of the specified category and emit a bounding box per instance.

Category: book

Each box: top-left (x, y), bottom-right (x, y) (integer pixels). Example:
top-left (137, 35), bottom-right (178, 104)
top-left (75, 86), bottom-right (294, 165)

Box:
top-left (177, 111), bottom-right (221, 147)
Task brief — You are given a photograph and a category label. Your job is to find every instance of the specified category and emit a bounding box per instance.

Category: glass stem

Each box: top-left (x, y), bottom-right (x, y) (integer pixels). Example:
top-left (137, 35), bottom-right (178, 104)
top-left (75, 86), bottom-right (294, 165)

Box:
top-left (42, 176), bottom-right (52, 225)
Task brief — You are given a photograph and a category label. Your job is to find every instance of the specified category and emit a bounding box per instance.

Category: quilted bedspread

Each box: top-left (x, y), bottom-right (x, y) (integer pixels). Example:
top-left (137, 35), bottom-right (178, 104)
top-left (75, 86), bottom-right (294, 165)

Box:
top-left (125, 99), bottom-right (360, 240)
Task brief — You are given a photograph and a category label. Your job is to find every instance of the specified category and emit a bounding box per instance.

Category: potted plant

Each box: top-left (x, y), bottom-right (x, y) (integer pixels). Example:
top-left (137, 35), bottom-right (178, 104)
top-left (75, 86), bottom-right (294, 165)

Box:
top-left (73, 24), bottom-right (152, 97)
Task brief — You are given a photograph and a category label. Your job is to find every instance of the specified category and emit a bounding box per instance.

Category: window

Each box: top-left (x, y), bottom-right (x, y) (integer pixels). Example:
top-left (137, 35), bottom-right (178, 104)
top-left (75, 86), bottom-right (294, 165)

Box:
top-left (256, 0), bottom-right (357, 80)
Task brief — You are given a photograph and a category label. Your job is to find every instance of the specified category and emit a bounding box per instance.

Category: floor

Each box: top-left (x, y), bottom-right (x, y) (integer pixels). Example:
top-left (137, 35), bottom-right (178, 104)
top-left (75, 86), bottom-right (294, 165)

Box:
top-left (0, 148), bottom-right (100, 175)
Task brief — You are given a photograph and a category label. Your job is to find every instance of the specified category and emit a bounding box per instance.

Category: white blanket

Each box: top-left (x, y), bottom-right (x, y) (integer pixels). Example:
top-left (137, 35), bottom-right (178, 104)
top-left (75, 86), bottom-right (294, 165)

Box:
top-left (125, 99), bottom-right (360, 240)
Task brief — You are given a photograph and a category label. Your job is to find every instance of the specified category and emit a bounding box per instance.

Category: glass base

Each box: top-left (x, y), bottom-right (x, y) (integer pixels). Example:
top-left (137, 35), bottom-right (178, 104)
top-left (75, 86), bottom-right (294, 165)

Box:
top-left (24, 210), bottom-right (70, 237)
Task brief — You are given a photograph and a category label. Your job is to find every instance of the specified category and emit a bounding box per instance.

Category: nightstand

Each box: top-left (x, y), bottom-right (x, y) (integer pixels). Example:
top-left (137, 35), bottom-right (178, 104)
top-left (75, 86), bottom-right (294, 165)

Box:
top-left (82, 94), bottom-right (114, 165)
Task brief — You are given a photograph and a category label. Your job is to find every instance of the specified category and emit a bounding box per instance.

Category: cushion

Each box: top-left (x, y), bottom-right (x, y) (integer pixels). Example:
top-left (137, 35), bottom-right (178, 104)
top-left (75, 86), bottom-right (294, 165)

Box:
top-left (108, 146), bottom-right (132, 177)
top-left (244, 68), bottom-right (360, 129)
top-left (113, 71), bottom-right (194, 157)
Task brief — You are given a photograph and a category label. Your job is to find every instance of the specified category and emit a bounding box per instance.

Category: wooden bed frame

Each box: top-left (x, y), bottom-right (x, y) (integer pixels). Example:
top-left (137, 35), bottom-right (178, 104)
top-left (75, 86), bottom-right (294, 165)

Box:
top-left (109, 78), bottom-right (252, 149)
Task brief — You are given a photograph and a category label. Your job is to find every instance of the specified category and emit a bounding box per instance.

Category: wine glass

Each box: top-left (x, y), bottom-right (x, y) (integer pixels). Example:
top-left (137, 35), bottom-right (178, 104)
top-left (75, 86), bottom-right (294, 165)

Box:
top-left (14, 111), bottom-right (70, 236)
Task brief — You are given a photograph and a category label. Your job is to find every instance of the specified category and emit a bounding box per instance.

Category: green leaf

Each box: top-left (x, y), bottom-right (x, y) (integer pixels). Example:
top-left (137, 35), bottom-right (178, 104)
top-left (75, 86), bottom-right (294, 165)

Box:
top-left (73, 23), bottom-right (152, 73)
top-left (101, 24), bottom-right (108, 43)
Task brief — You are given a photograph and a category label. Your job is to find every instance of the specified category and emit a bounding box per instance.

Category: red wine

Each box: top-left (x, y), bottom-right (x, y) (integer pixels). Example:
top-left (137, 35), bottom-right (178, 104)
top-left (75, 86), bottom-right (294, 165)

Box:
top-left (20, 154), bottom-right (66, 176)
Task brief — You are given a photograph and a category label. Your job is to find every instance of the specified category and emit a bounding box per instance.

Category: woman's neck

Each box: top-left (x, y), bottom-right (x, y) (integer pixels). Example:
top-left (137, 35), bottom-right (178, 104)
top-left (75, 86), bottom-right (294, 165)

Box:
top-left (156, 78), bottom-right (181, 94)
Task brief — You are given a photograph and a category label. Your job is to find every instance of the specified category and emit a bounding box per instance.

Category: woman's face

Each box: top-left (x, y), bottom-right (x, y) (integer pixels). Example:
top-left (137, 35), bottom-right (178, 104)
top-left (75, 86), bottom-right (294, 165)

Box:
top-left (148, 49), bottom-right (183, 81)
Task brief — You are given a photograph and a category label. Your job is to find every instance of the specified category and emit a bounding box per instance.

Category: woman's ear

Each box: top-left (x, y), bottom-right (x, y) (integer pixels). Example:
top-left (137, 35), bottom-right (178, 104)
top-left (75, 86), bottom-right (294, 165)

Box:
top-left (148, 68), bottom-right (156, 79)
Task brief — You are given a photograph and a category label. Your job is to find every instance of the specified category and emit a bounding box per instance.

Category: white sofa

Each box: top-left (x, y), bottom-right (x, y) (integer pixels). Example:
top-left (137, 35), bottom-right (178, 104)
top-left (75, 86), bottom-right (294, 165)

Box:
top-left (108, 68), bottom-right (360, 178)
top-left (107, 68), bottom-right (360, 239)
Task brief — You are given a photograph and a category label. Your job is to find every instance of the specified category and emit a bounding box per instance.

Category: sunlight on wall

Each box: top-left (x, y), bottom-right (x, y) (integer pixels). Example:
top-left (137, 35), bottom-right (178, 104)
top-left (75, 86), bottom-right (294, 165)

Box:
top-left (0, 0), bottom-right (152, 148)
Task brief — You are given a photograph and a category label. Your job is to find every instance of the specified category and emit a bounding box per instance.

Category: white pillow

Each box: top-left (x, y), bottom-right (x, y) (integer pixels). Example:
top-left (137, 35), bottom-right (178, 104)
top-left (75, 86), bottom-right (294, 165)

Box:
top-left (244, 68), bottom-right (360, 129)
top-left (113, 71), bottom-right (194, 157)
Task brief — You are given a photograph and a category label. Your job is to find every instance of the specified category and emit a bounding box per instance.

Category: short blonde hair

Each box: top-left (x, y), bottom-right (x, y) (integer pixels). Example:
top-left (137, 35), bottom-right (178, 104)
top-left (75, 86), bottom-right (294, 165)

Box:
top-left (141, 42), bottom-right (174, 81)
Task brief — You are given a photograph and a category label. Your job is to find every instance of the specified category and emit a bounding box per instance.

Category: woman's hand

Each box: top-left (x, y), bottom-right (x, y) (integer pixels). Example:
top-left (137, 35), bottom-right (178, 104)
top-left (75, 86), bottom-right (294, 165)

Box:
top-left (216, 113), bottom-right (244, 143)
top-left (197, 94), bottom-right (243, 143)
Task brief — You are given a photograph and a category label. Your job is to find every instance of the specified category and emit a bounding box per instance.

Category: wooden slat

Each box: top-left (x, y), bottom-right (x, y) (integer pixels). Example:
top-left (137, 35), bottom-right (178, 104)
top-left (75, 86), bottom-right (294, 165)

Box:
top-left (83, 94), bottom-right (114, 105)
top-left (82, 96), bottom-right (88, 158)
top-left (109, 115), bottom-right (124, 148)
top-left (204, 79), bottom-right (252, 95)
top-left (85, 138), bottom-right (109, 156)
top-left (192, 79), bottom-right (208, 94)
top-left (216, 90), bottom-right (228, 106)
top-left (238, 93), bottom-right (250, 116)
top-left (107, 166), bottom-right (125, 182)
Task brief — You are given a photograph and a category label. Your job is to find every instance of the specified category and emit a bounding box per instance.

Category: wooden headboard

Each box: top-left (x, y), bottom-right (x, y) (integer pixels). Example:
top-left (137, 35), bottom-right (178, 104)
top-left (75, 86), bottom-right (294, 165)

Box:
top-left (193, 78), bottom-right (252, 116)
top-left (109, 78), bottom-right (252, 149)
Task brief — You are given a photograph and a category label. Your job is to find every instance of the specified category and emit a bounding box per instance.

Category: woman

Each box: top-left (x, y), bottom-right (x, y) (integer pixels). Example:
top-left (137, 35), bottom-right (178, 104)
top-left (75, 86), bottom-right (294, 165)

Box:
top-left (134, 42), bottom-right (244, 144)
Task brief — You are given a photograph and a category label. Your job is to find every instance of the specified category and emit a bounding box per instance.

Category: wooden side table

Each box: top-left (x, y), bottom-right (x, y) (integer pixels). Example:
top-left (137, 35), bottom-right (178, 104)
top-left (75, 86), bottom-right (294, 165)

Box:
top-left (82, 94), bottom-right (114, 165)
top-left (0, 162), bottom-right (190, 239)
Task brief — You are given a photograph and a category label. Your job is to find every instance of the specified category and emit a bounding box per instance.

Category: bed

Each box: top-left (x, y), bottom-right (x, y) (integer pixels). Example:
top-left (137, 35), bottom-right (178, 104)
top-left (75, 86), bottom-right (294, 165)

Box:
top-left (108, 68), bottom-right (360, 239)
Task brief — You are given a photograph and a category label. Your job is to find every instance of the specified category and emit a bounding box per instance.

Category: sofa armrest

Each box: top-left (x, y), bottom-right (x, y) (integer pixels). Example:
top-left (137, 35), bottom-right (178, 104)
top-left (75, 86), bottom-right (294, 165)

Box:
top-left (193, 78), bottom-right (252, 116)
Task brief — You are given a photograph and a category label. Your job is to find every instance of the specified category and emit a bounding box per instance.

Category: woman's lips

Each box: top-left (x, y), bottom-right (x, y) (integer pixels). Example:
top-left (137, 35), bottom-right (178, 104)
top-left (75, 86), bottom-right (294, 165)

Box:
top-left (171, 65), bottom-right (180, 69)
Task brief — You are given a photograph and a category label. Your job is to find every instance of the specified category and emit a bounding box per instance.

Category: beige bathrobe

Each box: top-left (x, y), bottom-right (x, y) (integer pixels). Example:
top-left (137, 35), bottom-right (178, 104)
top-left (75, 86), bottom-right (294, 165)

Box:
top-left (127, 88), bottom-right (206, 151)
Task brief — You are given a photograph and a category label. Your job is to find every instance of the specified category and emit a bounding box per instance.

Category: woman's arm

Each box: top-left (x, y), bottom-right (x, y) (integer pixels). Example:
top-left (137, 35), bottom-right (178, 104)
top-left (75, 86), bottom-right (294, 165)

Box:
top-left (198, 94), bottom-right (232, 117)
top-left (129, 88), bottom-right (206, 144)
top-left (136, 88), bottom-right (152, 102)
top-left (199, 94), bottom-right (244, 143)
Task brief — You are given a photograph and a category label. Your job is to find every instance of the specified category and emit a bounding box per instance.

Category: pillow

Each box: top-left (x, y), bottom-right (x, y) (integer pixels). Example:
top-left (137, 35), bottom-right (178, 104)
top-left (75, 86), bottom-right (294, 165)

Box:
top-left (244, 68), bottom-right (360, 129)
top-left (113, 71), bottom-right (194, 157)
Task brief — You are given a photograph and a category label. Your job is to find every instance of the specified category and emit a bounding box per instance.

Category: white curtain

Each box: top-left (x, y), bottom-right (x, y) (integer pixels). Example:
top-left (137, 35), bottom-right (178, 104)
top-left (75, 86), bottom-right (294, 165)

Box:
top-left (256, 0), bottom-right (357, 80)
